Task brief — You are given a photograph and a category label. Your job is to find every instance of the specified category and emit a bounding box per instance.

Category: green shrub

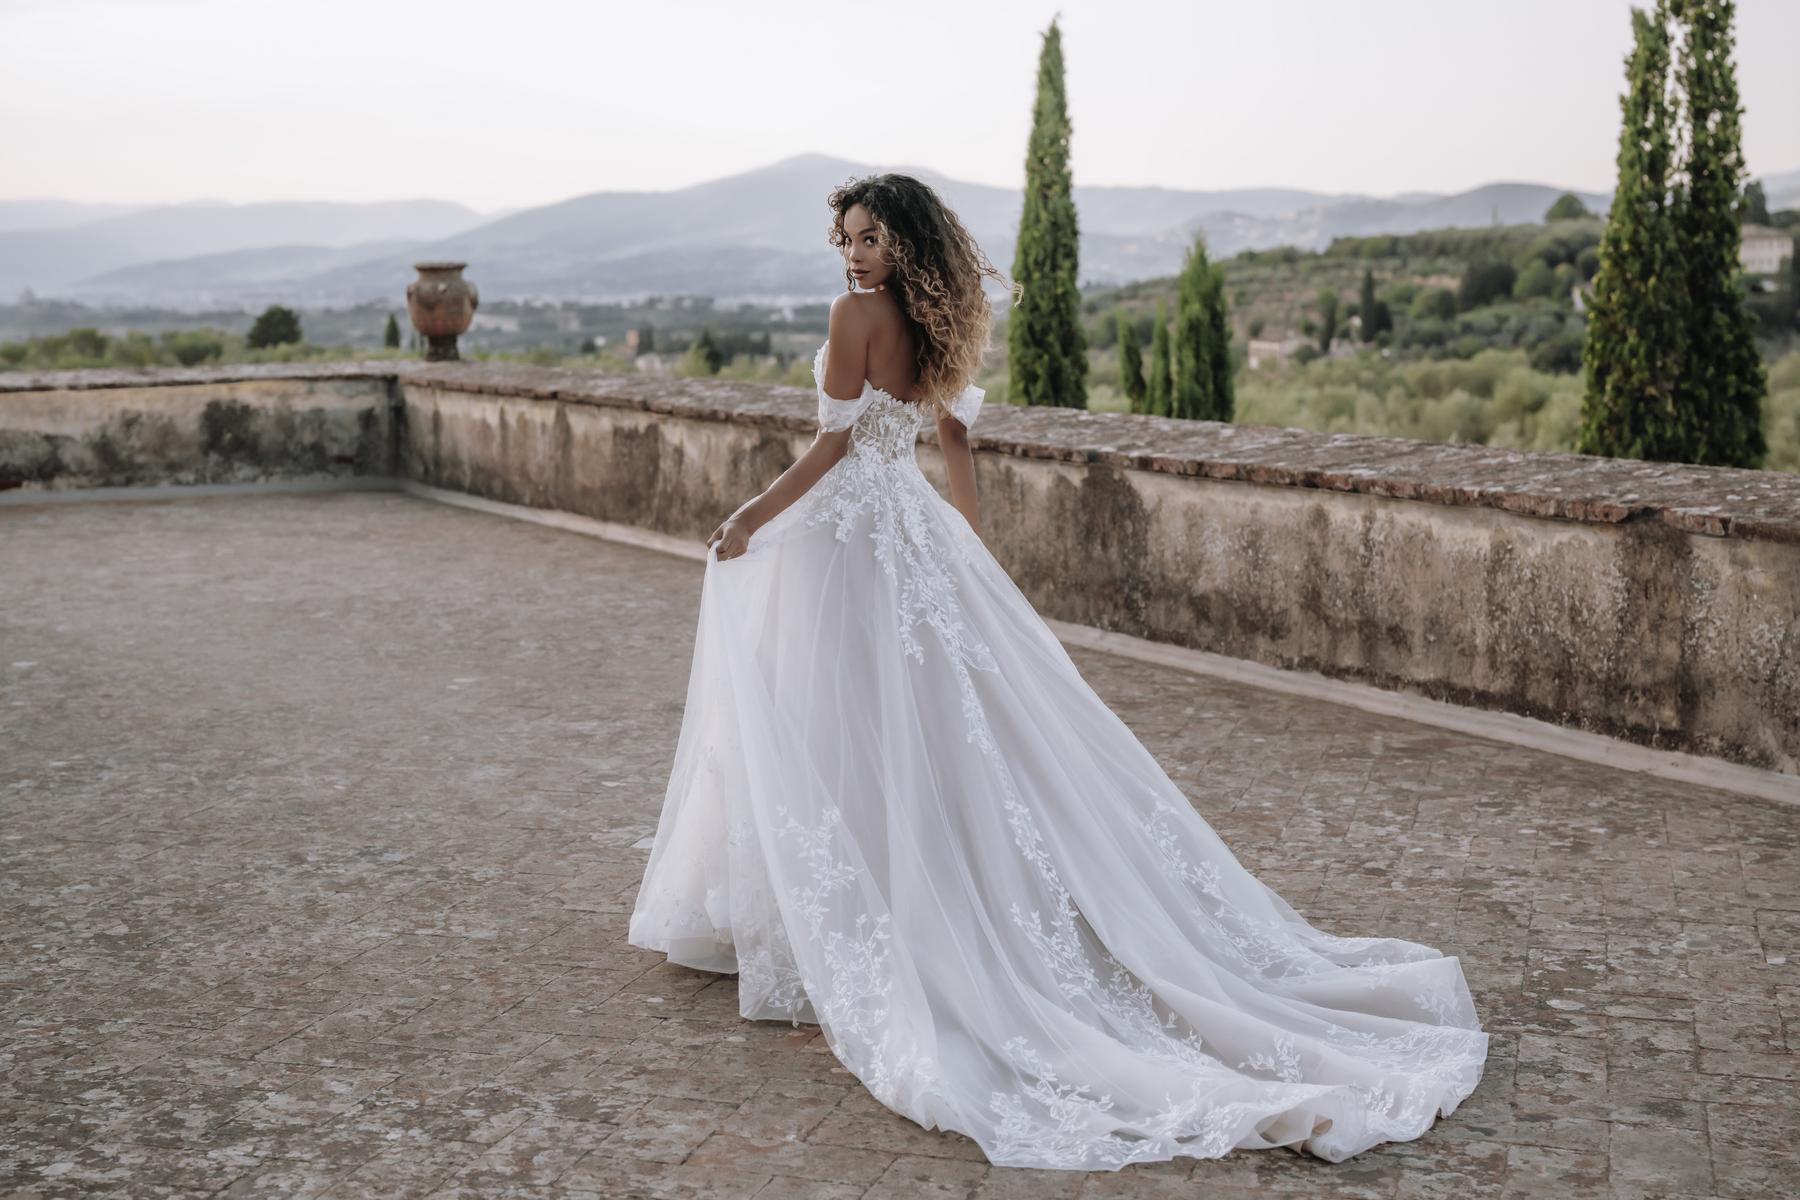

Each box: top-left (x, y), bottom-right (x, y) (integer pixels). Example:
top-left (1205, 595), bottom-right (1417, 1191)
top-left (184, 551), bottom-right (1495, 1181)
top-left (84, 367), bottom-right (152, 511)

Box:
top-left (1410, 288), bottom-right (1457, 322)
top-left (106, 331), bottom-right (158, 367)
top-left (161, 329), bottom-right (225, 366)
top-left (66, 327), bottom-right (109, 358)
top-left (1513, 259), bottom-right (1558, 300)
top-left (1766, 351), bottom-right (1800, 472)
top-left (1235, 347), bottom-right (1589, 452)
top-left (246, 305), bottom-right (302, 348)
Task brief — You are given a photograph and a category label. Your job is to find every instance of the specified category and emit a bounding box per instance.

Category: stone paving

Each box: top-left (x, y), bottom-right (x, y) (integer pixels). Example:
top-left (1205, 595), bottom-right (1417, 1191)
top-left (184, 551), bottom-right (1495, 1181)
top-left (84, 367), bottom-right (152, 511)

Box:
top-left (1, 489), bottom-right (1796, 1199)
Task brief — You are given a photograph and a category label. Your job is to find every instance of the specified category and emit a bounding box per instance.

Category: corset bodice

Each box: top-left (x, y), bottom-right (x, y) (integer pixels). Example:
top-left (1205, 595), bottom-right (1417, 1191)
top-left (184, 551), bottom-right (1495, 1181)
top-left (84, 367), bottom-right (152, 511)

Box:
top-left (811, 338), bottom-right (984, 467)
top-left (847, 390), bottom-right (928, 465)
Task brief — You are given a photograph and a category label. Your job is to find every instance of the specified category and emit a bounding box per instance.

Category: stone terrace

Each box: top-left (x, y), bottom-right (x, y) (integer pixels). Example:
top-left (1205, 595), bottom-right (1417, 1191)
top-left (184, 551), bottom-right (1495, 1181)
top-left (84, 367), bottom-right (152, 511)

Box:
top-left (2, 490), bottom-right (1797, 1199)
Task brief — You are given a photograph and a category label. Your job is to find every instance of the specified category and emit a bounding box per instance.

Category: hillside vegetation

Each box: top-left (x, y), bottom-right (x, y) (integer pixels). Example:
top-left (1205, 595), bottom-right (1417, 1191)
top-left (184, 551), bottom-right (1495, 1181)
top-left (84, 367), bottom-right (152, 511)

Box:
top-left (3, 215), bottom-right (1794, 471)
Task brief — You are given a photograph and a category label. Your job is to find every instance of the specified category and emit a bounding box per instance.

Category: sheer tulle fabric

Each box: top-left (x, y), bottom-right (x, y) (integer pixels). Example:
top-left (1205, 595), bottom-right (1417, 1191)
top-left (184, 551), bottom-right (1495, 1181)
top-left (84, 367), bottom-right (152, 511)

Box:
top-left (627, 341), bottom-right (1489, 1169)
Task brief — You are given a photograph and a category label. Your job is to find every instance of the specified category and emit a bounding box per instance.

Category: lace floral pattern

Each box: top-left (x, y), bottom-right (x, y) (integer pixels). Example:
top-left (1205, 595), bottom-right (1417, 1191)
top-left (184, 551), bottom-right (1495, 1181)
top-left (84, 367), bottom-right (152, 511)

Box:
top-left (805, 343), bottom-right (997, 677)
top-left (990, 1036), bottom-right (1298, 1169)
top-left (629, 339), bottom-right (1488, 1170)
top-left (768, 802), bottom-right (939, 1112)
top-left (798, 347), bottom-right (1481, 1162)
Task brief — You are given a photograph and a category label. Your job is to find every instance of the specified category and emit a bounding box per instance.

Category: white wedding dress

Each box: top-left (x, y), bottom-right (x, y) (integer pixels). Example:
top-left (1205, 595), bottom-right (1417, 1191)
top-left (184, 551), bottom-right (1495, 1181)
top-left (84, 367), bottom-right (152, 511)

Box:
top-left (627, 339), bottom-right (1489, 1169)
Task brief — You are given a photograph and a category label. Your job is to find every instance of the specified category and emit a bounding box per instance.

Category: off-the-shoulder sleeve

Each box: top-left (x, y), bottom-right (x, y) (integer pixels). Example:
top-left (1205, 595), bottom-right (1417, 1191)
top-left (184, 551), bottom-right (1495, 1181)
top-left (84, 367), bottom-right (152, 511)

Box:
top-left (948, 382), bottom-right (985, 432)
top-left (814, 342), bottom-right (872, 432)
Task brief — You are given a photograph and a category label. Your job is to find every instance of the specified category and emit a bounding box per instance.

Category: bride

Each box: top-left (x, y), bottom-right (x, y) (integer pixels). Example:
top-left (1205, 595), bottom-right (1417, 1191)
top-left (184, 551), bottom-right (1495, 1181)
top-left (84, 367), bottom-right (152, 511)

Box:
top-left (627, 172), bottom-right (1488, 1170)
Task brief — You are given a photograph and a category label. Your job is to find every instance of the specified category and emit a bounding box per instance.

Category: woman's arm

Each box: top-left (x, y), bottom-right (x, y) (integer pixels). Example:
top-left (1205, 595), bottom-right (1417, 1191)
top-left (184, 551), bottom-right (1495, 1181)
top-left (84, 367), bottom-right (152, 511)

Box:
top-left (709, 298), bottom-right (868, 559)
top-left (707, 427), bottom-right (853, 559)
top-left (935, 410), bottom-right (980, 536)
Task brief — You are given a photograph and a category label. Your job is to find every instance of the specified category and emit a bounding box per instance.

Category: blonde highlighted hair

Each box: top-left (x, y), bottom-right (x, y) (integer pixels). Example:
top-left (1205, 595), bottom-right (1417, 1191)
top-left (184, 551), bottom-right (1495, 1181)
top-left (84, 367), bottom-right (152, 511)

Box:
top-left (826, 173), bottom-right (1021, 417)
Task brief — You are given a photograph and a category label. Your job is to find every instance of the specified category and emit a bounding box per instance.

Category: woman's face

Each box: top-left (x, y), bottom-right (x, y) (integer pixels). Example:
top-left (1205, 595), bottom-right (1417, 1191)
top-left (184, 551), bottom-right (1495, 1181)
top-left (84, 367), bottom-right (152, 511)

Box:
top-left (841, 202), bottom-right (893, 290)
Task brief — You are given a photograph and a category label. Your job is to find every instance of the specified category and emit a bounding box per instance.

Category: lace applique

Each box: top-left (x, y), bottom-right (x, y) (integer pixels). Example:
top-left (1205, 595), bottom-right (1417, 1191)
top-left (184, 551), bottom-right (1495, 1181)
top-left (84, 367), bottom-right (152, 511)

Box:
top-left (1136, 796), bottom-right (1335, 978)
top-left (950, 588), bottom-right (1480, 1163)
top-left (1136, 794), bottom-right (1462, 998)
top-left (751, 340), bottom-right (1484, 1164)
top-left (769, 803), bottom-right (938, 1109)
top-left (735, 936), bottom-right (811, 1023)
top-left (804, 343), bottom-right (997, 680)
top-left (989, 1035), bottom-right (1296, 1169)
top-left (1241, 1035), bottom-right (1306, 1083)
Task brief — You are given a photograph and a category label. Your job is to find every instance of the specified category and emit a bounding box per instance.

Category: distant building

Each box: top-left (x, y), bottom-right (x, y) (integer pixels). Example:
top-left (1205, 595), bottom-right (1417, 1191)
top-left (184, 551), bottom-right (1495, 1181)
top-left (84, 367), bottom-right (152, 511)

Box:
top-left (1741, 224), bottom-right (1791, 275)
top-left (1247, 336), bottom-right (1310, 370)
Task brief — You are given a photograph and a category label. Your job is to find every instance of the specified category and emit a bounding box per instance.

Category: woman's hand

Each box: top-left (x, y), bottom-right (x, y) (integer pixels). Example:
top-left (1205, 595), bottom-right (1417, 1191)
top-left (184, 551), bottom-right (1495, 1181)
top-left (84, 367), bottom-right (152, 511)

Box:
top-left (703, 427), bottom-right (855, 564)
top-left (706, 516), bottom-right (752, 560)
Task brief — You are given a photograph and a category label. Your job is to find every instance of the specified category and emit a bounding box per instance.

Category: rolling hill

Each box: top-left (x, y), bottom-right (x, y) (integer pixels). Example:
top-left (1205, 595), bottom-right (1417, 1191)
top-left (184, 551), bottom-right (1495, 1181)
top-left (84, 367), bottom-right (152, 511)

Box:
top-left (0, 154), bottom-right (1643, 309)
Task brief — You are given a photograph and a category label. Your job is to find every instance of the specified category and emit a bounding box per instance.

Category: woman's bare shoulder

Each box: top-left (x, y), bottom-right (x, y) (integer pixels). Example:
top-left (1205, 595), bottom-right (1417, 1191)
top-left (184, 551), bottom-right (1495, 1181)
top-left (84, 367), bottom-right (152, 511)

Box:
top-left (834, 289), bottom-right (908, 331)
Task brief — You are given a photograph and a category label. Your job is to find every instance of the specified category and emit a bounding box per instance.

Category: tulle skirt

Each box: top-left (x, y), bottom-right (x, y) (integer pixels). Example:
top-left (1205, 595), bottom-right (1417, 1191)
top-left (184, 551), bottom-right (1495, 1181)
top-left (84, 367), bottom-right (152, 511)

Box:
top-left (627, 456), bottom-right (1488, 1169)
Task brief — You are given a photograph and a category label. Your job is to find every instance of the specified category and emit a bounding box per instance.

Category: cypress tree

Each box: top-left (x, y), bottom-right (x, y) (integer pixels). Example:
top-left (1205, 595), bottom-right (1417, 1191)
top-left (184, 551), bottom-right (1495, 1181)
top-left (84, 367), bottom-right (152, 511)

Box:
top-left (693, 328), bottom-right (723, 374)
top-left (1788, 235), bottom-right (1800, 332)
top-left (1578, 2), bottom-right (1691, 461)
top-left (1008, 17), bottom-right (1086, 408)
top-left (1146, 298), bottom-right (1172, 417)
top-left (1670, 0), bottom-right (1765, 467)
top-left (383, 313), bottom-right (400, 348)
top-left (1359, 269), bottom-right (1378, 343)
top-left (1203, 263), bottom-right (1235, 421)
top-left (1740, 179), bottom-right (1769, 225)
top-left (1173, 238), bottom-right (1218, 421)
top-left (1116, 309), bottom-right (1146, 413)
top-left (1315, 289), bottom-right (1338, 354)
top-left (1169, 318), bottom-right (1184, 416)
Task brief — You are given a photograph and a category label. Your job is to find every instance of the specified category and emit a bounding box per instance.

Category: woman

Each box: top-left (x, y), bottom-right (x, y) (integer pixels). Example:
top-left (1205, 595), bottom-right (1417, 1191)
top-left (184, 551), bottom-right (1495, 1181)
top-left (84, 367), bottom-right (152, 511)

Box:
top-left (627, 172), bottom-right (1488, 1170)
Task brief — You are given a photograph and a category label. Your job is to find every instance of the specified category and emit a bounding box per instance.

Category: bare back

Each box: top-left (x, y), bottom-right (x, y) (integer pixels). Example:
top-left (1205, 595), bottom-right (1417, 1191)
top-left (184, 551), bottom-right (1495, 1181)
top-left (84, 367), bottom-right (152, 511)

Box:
top-left (849, 291), bottom-right (922, 404)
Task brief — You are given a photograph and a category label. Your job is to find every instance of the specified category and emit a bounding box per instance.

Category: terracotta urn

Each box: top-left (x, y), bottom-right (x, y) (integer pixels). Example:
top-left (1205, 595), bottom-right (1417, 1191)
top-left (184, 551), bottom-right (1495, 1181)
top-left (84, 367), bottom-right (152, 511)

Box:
top-left (406, 261), bottom-right (479, 361)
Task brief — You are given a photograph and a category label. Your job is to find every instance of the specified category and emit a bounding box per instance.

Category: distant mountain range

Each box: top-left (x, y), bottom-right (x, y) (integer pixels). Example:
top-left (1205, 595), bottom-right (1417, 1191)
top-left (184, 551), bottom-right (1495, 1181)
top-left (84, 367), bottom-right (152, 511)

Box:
top-left (4, 154), bottom-right (1795, 312)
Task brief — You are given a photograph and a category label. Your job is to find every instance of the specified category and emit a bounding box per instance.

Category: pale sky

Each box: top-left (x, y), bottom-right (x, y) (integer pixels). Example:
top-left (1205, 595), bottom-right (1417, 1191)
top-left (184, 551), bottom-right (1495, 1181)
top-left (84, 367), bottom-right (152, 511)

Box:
top-left (3, 0), bottom-right (1796, 212)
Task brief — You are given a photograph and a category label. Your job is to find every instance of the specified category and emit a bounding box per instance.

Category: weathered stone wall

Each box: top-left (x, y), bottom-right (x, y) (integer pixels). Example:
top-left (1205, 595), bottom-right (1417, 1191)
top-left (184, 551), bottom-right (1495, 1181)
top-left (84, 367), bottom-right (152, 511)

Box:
top-left (4, 360), bottom-right (1797, 775)
top-left (397, 382), bottom-right (805, 540)
top-left (958, 458), bottom-right (1799, 772)
top-left (0, 364), bottom-right (395, 489)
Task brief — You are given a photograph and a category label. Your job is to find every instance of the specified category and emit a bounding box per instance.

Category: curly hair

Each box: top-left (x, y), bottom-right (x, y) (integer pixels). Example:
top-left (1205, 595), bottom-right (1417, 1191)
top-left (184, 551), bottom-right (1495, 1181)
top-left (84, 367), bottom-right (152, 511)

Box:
top-left (826, 173), bottom-right (1021, 417)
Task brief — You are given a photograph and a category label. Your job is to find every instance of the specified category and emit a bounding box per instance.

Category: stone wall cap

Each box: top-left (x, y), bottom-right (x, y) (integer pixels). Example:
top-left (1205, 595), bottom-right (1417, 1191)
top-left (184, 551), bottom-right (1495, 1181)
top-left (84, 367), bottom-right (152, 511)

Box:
top-left (5, 357), bottom-right (1796, 544)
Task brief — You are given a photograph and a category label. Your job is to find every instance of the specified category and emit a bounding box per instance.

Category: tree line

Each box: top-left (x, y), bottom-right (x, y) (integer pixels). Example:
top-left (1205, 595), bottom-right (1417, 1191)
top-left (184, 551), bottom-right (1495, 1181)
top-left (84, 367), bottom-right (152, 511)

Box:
top-left (1005, 1), bottom-right (1780, 469)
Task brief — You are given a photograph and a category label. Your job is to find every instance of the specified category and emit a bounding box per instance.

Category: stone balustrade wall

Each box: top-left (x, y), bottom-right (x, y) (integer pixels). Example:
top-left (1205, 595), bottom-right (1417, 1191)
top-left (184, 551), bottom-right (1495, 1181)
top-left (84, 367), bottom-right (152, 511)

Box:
top-left (5, 359), bottom-right (1797, 775)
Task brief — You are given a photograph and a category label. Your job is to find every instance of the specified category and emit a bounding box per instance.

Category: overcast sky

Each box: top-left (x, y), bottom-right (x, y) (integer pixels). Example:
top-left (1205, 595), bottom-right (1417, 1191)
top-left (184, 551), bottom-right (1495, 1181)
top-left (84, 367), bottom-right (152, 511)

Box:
top-left (3, 0), bottom-right (1796, 212)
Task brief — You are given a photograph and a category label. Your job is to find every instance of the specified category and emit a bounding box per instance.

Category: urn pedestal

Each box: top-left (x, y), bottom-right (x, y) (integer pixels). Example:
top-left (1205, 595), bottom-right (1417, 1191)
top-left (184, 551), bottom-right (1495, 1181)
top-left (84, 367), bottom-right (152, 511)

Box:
top-left (406, 262), bottom-right (479, 361)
